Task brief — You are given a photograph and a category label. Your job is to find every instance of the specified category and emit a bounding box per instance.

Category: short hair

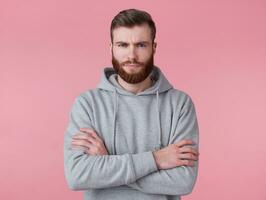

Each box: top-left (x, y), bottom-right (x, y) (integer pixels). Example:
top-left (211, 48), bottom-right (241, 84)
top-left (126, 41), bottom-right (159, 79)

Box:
top-left (110, 9), bottom-right (156, 44)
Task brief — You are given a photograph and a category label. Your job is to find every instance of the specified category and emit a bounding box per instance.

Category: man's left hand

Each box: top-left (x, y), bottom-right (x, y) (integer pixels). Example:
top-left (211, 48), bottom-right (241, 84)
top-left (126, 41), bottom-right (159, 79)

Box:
top-left (71, 128), bottom-right (109, 155)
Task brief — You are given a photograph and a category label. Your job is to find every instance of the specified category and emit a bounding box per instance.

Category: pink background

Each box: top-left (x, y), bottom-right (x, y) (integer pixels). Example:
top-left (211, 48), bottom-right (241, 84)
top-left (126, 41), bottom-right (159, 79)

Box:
top-left (1, 0), bottom-right (266, 199)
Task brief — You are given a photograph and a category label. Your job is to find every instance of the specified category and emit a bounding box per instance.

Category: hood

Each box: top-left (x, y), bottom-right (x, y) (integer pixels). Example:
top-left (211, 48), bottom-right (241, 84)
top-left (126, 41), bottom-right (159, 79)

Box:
top-left (96, 66), bottom-right (173, 154)
top-left (97, 65), bottom-right (173, 95)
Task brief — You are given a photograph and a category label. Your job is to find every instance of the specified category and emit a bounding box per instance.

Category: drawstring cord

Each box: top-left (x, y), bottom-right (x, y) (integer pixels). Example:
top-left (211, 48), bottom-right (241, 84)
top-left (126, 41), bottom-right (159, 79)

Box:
top-left (112, 89), bottom-right (118, 154)
top-left (156, 90), bottom-right (162, 149)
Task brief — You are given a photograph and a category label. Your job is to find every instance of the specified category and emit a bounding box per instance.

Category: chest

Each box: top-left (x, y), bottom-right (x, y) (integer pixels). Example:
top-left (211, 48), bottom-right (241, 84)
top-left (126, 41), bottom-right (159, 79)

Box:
top-left (91, 92), bottom-right (178, 155)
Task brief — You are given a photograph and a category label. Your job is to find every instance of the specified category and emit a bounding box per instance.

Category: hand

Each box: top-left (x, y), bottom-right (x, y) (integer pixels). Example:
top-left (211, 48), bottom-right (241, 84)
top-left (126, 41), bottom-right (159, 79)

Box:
top-left (153, 140), bottom-right (199, 170)
top-left (71, 128), bottom-right (109, 155)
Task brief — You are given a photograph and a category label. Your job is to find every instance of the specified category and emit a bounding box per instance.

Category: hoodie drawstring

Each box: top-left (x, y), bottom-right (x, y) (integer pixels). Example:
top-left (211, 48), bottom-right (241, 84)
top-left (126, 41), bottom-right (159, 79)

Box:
top-left (112, 89), bottom-right (118, 155)
top-left (156, 90), bottom-right (162, 149)
top-left (112, 89), bottom-right (162, 154)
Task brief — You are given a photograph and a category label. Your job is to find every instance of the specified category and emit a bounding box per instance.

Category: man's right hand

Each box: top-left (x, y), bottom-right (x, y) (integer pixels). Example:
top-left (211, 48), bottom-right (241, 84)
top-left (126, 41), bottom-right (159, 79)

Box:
top-left (153, 140), bottom-right (199, 170)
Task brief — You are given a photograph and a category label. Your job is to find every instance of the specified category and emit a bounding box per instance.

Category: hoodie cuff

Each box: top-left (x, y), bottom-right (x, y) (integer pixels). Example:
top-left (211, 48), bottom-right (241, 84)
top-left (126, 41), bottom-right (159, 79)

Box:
top-left (130, 151), bottom-right (158, 180)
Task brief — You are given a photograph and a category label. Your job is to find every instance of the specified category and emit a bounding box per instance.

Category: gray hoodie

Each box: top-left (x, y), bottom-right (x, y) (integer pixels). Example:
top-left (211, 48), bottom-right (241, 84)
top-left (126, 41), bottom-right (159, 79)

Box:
top-left (64, 66), bottom-right (199, 200)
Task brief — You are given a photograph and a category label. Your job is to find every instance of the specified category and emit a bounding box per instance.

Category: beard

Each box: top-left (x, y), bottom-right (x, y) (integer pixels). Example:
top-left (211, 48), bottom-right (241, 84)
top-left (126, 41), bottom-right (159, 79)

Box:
top-left (111, 51), bottom-right (154, 84)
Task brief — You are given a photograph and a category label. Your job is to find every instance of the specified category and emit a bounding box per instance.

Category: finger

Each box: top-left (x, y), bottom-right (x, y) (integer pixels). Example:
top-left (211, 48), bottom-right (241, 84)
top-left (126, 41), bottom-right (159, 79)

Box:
top-left (73, 134), bottom-right (98, 145)
top-left (79, 129), bottom-right (101, 142)
top-left (80, 129), bottom-right (103, 143)
top-left (182, 160), bottom-right (195, 167)
top-left (87, 148), bottom-right (100, 156)
top-left (86, 135), bottom-right (99, 145)
top-left (72, 133), bottom-right (89, 140)
top-left (179, 153), bottom-right (198, 161)
top-left (84, 148), bottom-right (97, 156)
top-left (71, 144), bottom-right (89, 152)
top-left (179, 146), bottom-right (199, 155)
top-left (89, 131), bottom-right (103, 143)
top-left (78, 146), bottom-right (98, 156)
top-left (71, 138), bottom-right (93, 149)
top-left (176, 139), bottom-right (195, 148)
top-left (79, 128), bottom-right (95, 134)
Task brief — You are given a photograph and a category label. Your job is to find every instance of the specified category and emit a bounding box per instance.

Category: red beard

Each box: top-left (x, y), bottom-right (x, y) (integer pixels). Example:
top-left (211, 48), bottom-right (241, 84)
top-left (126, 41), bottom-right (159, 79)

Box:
top-left (112, 52), bottom-right (154, 84)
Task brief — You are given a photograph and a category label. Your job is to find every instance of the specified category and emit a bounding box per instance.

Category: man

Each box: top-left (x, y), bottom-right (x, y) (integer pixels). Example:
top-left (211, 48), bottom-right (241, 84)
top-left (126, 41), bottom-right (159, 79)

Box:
top-left (64, 8), bottom-right (200, 200)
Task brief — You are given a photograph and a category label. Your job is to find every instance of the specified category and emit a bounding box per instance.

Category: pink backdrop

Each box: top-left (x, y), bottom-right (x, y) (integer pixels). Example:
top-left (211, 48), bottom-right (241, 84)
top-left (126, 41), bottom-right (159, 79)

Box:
top-left (1, 0), bottom-right (266, 199)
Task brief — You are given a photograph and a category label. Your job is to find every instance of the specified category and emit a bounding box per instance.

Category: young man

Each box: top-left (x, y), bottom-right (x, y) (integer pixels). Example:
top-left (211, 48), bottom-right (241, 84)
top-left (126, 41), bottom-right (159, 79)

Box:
top-left (64, 9), bottom-right (200, 200)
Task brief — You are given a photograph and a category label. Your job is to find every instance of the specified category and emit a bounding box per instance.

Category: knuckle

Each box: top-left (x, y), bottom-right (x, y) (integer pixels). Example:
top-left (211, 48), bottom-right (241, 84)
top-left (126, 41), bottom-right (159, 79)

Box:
top-left (85, 133), bottom-right (90, 138)
top-left (174, 145), bottom-right (179, 152)
top-left (176, 160), bottom-right (180, 166)
top-left (95, 145), bottom-right (101, 150)
top-left (95, 142), bottom-right (101, 148)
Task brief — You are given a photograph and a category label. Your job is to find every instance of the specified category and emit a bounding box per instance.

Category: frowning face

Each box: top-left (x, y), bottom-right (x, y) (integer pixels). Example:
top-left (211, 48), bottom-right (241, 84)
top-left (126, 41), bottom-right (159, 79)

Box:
top-left (110, 24), bottom-right (157, 84)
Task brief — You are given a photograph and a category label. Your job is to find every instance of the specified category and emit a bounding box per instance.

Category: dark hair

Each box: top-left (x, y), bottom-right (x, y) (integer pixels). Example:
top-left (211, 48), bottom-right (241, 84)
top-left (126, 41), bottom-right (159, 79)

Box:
top-left (110, 9), bottom-right (156, 44)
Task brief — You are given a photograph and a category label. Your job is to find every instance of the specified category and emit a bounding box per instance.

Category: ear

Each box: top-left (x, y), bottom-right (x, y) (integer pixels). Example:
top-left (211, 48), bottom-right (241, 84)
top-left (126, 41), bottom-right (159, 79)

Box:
top-left (153, 42), bottom-right (157, 54)
top-left (109, 43), bottom-right (113, 56)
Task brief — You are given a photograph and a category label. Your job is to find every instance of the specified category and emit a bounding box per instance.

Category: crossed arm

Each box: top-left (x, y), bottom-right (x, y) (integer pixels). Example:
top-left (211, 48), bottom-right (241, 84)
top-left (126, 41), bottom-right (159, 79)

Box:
top-left (64, 95), bottom-right (199, 196)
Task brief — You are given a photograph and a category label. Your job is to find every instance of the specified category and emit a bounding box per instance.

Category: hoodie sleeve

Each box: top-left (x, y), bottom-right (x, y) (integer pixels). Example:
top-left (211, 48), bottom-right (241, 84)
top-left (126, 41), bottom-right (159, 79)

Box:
top-left (126, 94), bottom-right (199, 196)
top-left (64, 95), bottom-right (158, 190)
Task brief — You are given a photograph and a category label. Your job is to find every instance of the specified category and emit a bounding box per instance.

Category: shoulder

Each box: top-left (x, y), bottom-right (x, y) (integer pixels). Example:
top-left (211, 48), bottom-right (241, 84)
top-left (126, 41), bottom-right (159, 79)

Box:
top-left (170, 88), bottom-right (194, 103)
top-left (168, 88), bottom-right (198, 114)
top-left (74, 87), bottom-right (107, 106)
top-left (76, 88), bottom-right (101, 101)
top-left (71, 89), bottom-right (95, 108)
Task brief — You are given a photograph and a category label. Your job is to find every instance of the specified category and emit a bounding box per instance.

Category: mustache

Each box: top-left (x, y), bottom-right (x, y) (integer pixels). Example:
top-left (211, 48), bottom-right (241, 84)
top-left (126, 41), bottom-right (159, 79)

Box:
top-left (122, 61), bottom-right (144, 66)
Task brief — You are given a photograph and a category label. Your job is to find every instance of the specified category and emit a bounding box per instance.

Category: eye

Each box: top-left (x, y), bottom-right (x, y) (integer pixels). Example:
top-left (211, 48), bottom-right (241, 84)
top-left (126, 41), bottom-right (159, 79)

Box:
top-left (118, 43), bottom-right (127, 47)
top-left (137, 43), bottom-right (146, 48)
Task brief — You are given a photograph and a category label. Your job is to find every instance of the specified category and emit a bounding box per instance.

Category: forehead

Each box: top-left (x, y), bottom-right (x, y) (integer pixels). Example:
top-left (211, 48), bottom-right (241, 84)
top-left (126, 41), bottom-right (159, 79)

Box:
top-left (112, 24), bottom-right (152, 43)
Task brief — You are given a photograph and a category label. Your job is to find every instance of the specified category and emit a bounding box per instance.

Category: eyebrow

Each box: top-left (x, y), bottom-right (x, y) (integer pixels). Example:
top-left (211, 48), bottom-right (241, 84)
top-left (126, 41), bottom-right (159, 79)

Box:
top-left (115, 41), bottom-right (150, 45)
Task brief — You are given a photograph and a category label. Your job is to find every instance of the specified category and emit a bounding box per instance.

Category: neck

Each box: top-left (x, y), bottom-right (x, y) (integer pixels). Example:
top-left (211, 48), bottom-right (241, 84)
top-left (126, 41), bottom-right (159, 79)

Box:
top-left (117, 75), bottom-right (153, 94)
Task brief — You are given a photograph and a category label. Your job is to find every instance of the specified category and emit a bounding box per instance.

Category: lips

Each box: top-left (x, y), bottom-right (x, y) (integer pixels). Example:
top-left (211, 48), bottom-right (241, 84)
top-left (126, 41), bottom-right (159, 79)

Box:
top-left (124, 63), bottom-right (140, 67)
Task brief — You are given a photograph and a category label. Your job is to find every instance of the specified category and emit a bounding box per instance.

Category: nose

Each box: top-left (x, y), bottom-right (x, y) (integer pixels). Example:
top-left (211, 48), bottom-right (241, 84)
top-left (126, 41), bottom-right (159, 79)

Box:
top-left (127, 46), bottom-right (138, 61)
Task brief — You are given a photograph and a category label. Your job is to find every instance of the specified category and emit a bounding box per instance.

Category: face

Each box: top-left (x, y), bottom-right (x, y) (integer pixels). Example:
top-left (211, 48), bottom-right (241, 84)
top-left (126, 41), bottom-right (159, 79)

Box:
top-left (110, 24), bottom-right (157, 84)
